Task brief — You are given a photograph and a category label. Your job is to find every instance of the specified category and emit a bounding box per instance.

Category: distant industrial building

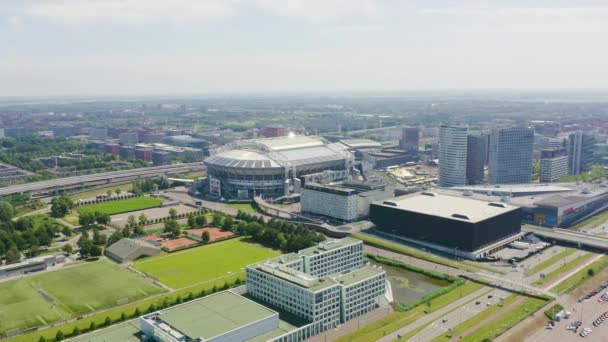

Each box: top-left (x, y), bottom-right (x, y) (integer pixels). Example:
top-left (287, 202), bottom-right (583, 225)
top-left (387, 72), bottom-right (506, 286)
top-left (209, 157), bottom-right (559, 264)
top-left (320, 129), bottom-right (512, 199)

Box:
top-left (4, 127), bottom-right (34, 137)
top-left (260, 126), bottom-right (290, 138)
top-left (466, 133), bottom-right (488, 185)
top-left (540, 148), bottom-right (568, 183)
top-left (204, 136), bottom-right (354, 200)
top-left (488, 127), bottom-right (534, 184)
top-left (568, 131), bottom-right (596, 175)
top-left (152, 151), bottom-right (173, 166)
top-left (166, 135), bottom-right (209, 150)
top-left (438, 124), bottom-right (468, 187)
top-left (119, 132), bottom-right (139, 145)
top-left (53, 126), bottom-right (80, 137)
top-left (370, 192), bottom-right (522, 259)
top-left (104, 143), bottom-right (120, 156)
top-left (400, 127), bottom-right (420, 152)
top-left (0, 162), bottom-right (34, 183)
top-left (140, 132), bottom-right (166, 144)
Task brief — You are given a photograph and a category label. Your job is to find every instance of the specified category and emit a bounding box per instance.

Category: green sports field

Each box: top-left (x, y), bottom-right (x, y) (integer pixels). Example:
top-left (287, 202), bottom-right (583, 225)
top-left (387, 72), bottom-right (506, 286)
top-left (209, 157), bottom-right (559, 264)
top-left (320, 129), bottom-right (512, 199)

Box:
top-left (0, 259), bottom-right (164, 335)
top-left (77, 196), bottom-right (163, 215)
top-left (134, 238), bottom-right (280, 289)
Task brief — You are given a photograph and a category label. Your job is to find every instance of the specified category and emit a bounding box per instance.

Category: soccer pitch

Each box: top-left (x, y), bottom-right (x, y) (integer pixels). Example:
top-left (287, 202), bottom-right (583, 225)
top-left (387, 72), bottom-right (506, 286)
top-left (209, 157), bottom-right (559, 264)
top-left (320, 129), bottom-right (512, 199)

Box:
top-left (0, 259), bottom-right (164, 335)
top-left (134, 238), bottom-right (281, 289)
top-left (78, 196), bottom-right (163, 215)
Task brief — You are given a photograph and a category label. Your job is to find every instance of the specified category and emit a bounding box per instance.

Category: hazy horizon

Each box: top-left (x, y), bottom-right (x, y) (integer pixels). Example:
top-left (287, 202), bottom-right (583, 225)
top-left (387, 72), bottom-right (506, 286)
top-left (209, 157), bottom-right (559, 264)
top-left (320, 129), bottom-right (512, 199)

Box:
top-left (2, 0), bottom-right (608, 97)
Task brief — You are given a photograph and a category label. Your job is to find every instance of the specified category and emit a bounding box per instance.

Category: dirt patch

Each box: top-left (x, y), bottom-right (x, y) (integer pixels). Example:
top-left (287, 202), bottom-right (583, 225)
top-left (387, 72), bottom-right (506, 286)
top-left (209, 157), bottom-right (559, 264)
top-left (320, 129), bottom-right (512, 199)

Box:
top-left (569, 266), bottom-right (608, 299)
top-left (496, 301), bottom-right (553, 342)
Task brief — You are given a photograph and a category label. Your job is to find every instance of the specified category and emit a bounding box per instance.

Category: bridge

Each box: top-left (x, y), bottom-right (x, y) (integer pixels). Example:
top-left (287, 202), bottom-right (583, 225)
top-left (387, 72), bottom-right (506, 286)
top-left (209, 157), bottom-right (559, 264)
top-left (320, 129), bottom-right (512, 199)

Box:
top-left (466, 271), bottom-right (556, 298)
top-left (0, 163), bottom-right (204, 197)
top-left (523, 225), bottom-right (608, 252)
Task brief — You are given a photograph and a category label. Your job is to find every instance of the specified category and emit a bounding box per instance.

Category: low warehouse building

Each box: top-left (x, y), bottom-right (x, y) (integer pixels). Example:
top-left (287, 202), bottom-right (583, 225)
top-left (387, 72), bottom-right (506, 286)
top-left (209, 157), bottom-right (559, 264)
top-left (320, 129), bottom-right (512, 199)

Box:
top-left (105, 238), bottom-right (161, 263)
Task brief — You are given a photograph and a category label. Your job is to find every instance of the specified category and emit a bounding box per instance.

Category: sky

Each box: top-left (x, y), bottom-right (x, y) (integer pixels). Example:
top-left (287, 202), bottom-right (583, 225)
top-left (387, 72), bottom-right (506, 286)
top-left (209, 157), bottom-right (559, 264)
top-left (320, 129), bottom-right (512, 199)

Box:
top-left (1, 0), bottom-right (608, 96)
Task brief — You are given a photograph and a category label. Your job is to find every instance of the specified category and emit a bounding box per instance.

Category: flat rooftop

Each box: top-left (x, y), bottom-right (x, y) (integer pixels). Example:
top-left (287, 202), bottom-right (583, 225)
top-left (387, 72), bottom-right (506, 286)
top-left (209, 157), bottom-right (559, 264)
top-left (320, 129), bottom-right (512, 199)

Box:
top-left (68, 321), bottom-right (141, 342)
top-left (297, 237), bottom-right (362, 257)
top-left (153, 291), bottom-right (277, 340)
top-left (376, 192), bottom-right (519, 223)
top-left (254, 262), bottom-right (339, 292)
top-left (334, 266), bottom-right (385, 286)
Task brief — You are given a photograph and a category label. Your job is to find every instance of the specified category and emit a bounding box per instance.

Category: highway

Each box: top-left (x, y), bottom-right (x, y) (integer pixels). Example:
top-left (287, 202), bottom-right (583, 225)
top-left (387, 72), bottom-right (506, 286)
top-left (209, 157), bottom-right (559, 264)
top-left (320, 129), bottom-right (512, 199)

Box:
top-left (0, 163), bottom-right (204, 196)
top-left (524, 225), bottom-right (608, 252)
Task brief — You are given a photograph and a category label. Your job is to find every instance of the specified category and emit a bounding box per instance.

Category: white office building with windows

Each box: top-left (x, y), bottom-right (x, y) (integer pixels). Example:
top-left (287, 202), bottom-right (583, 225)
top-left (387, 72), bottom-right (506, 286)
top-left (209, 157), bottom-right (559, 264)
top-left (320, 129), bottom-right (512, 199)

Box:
top-left (439, 124), bottom-right (469, 187)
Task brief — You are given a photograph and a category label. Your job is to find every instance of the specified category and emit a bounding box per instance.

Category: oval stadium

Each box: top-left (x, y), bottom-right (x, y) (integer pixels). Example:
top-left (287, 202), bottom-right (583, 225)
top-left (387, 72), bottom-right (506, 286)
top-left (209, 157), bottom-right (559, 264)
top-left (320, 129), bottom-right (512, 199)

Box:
top-left (204, 136), bottom-right (355, 200)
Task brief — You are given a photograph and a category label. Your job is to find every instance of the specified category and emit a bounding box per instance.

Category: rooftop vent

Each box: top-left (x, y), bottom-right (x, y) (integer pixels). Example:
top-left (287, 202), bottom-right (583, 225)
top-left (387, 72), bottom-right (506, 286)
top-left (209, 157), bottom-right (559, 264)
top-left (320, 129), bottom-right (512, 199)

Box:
top-left (488, 202), bottom-right (506, 208)
top-left (421, 192), bottom-right (435, 197)
top-left (500, 196), bottom-right (510, 203)
top-left (451, 214), bottom-right (469, 220)
top-left (383, 201), bottom-right (398, 206)
top-left (463, 190), bottom-right (473, 196)
top-left (582, 188), bottom-right (591, 194)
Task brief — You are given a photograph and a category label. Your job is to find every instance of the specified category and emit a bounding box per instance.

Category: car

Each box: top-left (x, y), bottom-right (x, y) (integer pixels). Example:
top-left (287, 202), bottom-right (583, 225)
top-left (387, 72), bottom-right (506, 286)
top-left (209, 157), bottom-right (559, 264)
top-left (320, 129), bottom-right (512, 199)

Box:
top-left (475, 301), bottom-right (481, 305)
top-left (488, 295), bottom-right (494, 299)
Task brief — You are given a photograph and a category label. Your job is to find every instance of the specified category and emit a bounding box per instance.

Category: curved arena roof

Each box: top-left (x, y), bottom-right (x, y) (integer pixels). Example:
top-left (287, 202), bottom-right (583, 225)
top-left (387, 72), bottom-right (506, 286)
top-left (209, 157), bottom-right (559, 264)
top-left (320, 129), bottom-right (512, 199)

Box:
top-left (204, 136), bottom-right (352, 170)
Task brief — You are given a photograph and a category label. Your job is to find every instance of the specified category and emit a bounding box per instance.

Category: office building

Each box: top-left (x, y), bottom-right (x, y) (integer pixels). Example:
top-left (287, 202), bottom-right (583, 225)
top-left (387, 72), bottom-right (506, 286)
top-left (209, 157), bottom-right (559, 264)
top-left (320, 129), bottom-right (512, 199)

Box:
top-left (301, 184), bottom-right (358, 222)
top-left (119, 132), bottom-right (139, 145)
top-left (104, 143), bottom-right (120, 156)
top-left (568, 131), bottom-right (596, 175)
top-left (488, 127), bottom-right (534, 184)
top-left (400, 127), bottom-right (420, 152)
top-left (370, 192), bottom-right (522, 259)
top-left (438, 124), bottom-right (468, 187)
top-left (88, 128), bottom-right (108, 140)
top-left (540, 148), bottom-right (568, 183)
top-left (246, 238), bottom-right (385, 333)
top-left (466, 133), bottom-right (488, 185)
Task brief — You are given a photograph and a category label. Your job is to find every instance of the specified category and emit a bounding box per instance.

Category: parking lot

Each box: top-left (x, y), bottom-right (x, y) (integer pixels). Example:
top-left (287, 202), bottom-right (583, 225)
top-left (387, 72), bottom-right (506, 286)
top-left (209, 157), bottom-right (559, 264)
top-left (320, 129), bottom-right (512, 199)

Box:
top-left (110, 204), bottom-right (198, 228)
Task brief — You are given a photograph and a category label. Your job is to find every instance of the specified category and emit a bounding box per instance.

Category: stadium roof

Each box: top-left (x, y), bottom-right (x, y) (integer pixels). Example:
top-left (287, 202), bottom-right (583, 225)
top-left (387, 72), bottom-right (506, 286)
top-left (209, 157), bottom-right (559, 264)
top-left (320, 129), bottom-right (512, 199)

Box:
top-left (155, 291), bottom-right (277, 340)
top-left (377, 192), bottom-right (519, 223)
top-left (451, 184), bottom-right (573, 196)
top-left (339, 139), bottom-right (383, 149)
top-left (205, 135), bottom-right (351, 170)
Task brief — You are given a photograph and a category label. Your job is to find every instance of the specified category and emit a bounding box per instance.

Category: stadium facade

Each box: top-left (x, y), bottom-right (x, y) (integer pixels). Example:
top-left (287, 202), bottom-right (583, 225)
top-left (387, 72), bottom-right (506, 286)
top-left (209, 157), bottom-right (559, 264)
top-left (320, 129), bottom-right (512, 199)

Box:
top-left (204, 136), bottom-right (355, 200)
top-left (370, 192), bottom-right (522, 259)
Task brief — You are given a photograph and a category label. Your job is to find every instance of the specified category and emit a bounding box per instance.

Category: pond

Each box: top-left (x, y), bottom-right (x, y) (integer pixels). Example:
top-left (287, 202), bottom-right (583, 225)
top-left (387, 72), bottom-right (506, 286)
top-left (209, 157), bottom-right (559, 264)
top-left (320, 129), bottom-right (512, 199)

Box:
top-left (369, 261), bottom-right (451, 304)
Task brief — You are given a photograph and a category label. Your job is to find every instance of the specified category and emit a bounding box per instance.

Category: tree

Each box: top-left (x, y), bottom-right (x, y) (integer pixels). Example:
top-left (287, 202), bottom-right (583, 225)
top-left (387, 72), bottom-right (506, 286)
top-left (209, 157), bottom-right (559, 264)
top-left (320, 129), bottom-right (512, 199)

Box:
top-left (164, 219), bottom-right (181, 237)
top-left (79, 212), bottom-right (95, 229)
top-left (50, 195), bottom-right (73, 218)
top-left (212, 212), bottom-right (223, 226)
top-left (138, 213), bottom-right (148, 226)
top-left (201, 230), bottom-right (210, 243)
top-left (134, 307), bottom-right (141, 317)
top-left (55, 330), bottom-right (64, 341)
top-left (62, 244), bottom-right (74, 255)
top-left (223, 217), bottom-right (234, 231)
top-left (38, 336), bottom-right (46, 342)
top-left (104, 316), bottom-right (112, 326)
top-left (89, 322), bottom-right (96, 330)
top-left (72, 326), bottom-right (80, 336)
top-left (94, 212), bottom-right (110, 225)
top-left (0, 201), bottom-right (15, 221)
top-left (93, 230), bottom-right (107, 245)
top-left (169, 208), bottom-right (178, 220)
top-left (127, 215), bottom-right (137, 228)
top-left (187, 215), bottom-right (197, 229)
top-left (62, 226), bottom-right (72, 237)
top-left (115, 188), bottom-right (122, 196)
top-left (195, 214), bottom-right (207, 227)
top-left (108, 231), bottom-right (123, 245)
top-left (588, 268), bottom-right (596, 277)
top-left (5, 245), bottom-right (21, 264)
top-left (90, 245), bottom-right (102, 257)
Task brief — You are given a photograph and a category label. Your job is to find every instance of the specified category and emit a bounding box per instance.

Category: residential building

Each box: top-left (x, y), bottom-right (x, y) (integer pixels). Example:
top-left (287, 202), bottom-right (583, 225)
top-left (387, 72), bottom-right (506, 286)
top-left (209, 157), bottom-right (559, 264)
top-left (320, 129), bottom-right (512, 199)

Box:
top-left (88, 128), bottom-right (108, 140)
top-left (438, 124), bottom-right (468, 187)
top-left (488, 127), bottom-right (534, 184)
top-left (118, 132), bottom-right (139, 145)
top-left (466, 133), bottom-right (488, 185)
top-left (568, 131), bottom-right (596, 175)
top-left (300, 184), bottom-right (359, 222)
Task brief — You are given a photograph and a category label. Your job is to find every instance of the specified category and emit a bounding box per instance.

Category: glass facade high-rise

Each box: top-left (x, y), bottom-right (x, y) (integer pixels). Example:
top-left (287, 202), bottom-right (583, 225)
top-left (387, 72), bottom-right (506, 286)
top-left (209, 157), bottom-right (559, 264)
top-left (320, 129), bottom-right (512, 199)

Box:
top-left (466, 133), bottom-right (488, 185)
top-left (568, 131), bottom-right (596, 175)
top-left (439, 124), bottom-right (468, 187)
top-left (488, 127), bottom-right (534, 184)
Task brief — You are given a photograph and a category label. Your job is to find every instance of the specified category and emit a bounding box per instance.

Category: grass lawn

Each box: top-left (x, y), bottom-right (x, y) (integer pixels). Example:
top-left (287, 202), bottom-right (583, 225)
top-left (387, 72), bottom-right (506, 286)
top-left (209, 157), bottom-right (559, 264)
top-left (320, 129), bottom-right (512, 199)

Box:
top-left (533, 253), bottom-right (594, 287)
top-left (68, 184), bottom-right (133, 201)
top-left (431, 295), bottom-right (517, 342)
top-left (461, 296), bottom-right (550, 341)
top-left (78, 197), bottom-right (163, 216)
top-left (0, 259), bottom-right (164, 336)
top-left (552, 255), bottom-right (608, 294)
top-left (334, 281), bottom-right (483, 342)
top-left (528, 248), bottom-right (577, 275)
top-left (570, 210), bottom-right (608, 230)
top-left (29, 214), bottom-right (66, 230)
top-left (226, 203), bottom-right (257, 213)
top-left (63, 212), bottom-right (80, 226)
top-left (351, 233), bottom-right (478, 273)
top-left (134, 238), bottom-right (280, 289)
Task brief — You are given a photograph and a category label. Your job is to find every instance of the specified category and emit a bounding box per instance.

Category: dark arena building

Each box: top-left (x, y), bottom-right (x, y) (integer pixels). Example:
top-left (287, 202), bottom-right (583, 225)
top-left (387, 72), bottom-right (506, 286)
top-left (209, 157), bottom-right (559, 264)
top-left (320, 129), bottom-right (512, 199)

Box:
top-left (204, 136), bottom-right (355, 200)
top-left (370, 192), bottom-right (523, 259)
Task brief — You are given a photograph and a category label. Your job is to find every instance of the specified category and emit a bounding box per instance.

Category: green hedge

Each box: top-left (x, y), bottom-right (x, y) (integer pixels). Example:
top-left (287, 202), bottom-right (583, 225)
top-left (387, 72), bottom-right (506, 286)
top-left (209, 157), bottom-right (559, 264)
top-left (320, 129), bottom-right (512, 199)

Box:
top-left (544, 304), bottom-right (564, 320)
